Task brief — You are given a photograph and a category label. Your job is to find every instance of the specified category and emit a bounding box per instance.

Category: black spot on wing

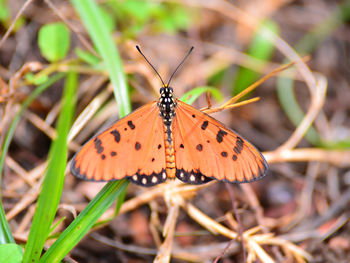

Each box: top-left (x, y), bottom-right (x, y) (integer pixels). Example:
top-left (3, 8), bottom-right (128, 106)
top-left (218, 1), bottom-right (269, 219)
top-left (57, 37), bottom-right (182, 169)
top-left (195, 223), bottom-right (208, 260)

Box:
top-left (234, 146), bottom-right (241, 154)
top-left (234, 136), bottom-right (244, 153)
top-left (127, 120), bottom-right (135, 130)
top-left (180, 144), bottom-right (184, 148)
top-left (201, 120), bottom-right (209, 130)
top-left (110, 151), bottom-right (117, 157)
top-left (70, 159), bottom-right (86, 179)
top-left (216, 129), bottom-right (227, 143)
top-left (111, 129), bottom-right (121, 143)
top-left (135, 142), bottom-right (141, 150)
top-left (94, 137), bottom-right (104, 154)
top-left (196, 144), bottom-right (203, 151)
top-left (158, 144), bottom-right (162, 149)
top-left (221, 151), bottom-right (228, 157)
top-left (236, 136), bottom-right (244, 147)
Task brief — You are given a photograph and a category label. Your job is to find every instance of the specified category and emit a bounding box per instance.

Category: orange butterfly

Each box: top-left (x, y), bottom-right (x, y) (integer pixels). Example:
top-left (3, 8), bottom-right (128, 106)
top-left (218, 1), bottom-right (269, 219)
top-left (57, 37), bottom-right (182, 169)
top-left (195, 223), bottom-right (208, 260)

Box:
top-left (71, 46), bottom-right (268, 186)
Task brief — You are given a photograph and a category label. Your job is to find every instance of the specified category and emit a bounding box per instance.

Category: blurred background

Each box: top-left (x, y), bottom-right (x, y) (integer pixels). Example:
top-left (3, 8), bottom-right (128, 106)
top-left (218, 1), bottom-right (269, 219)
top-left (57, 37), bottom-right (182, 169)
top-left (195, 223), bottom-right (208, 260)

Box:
top-left (1, 0), bottom-right (350, 262)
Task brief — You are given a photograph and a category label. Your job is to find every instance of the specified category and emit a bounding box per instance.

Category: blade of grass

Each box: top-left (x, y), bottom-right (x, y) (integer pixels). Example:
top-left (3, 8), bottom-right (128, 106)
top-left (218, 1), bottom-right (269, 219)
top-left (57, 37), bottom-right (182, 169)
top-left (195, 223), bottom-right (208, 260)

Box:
top-left (90, 183), bottom-right (129, 229)
top-left (0, 203), bottom-right (15, 244)
top-left (114, 182), bottom-right (128, 215)
top-left (39, 180), bottom-right (129, 263)
top-left (35, 1), bottom-right (133, 261)
top-left (0, 73), bottom-right (65, 245)
top-left (23, 72), bottom-right (77, 263)
top-left (71, 0), bottom-right (131, 117)
top-left (276, 76), bottom-right (321, 146)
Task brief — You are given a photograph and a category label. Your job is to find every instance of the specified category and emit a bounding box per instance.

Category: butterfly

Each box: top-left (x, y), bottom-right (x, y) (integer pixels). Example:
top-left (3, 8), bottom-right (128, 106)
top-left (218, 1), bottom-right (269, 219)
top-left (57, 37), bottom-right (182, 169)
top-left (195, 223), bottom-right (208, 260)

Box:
top-left (71, 46), bottom-right (268, 187)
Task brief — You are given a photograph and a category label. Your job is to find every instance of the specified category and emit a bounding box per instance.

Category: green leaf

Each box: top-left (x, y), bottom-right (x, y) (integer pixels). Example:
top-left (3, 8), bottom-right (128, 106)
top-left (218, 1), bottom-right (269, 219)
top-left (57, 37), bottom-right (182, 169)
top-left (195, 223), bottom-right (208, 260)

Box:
top-left (38, 22), bottom-right (70, 62)
top-left (23, 72), bottom-right (77, 263)
top-left (0, 243), bottom-right (23, 263)
top-left (180, 86), bottom-right (223, 105)
top-left (0, 0), bottom-right (10, 22)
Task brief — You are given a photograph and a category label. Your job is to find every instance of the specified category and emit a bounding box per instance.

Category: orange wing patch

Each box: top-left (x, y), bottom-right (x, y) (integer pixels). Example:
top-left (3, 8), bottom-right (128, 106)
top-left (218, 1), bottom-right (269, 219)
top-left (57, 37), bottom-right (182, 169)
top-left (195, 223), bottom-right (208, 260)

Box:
top-left (71, 102), bottom-right (167, 186)
top-left (172, 100), bottom-right (268, 184)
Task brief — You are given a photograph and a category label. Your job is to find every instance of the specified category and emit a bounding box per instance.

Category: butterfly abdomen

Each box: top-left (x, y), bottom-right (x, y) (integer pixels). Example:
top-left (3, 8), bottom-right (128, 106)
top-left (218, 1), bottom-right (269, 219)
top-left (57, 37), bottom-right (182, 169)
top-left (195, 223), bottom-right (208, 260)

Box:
top-left (164, 124), bottom-right (176, 178)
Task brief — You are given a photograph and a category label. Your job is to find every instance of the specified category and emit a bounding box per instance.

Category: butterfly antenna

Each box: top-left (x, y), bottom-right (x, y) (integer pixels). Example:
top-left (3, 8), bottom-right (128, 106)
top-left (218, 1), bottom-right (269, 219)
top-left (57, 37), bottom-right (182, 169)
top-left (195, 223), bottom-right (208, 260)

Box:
top-left (136, 45), bottom-right (166, 87)
top-left (167, 46), bottom-right (194, 87)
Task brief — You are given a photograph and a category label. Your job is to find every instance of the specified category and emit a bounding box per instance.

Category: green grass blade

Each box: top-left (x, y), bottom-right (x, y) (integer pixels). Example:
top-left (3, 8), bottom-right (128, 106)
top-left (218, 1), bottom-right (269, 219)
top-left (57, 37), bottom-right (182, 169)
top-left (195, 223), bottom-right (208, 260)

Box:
top-left (276, 76), bottom-right (321, 145)
top-left (0, 73), bottom-right (65, 245)
top-left (91, 182), bottom-right (129, 228)
top-left (0, 203), bottom-right (14, 244)
top-left (23, 72), bottom-right (77, 263)
top-left (39, 180), bottom-right (129, 263)
top-left (71, 0), bottom-right (131, 117)
top-left (35, 1), bottom-right (133, 261)
top-left (114, 182), bottom-right (128, 215)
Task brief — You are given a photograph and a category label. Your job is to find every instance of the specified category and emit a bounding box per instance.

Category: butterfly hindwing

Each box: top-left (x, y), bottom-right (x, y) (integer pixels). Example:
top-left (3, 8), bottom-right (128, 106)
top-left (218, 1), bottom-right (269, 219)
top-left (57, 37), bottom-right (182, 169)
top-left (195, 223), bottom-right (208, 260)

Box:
top-left (71, 102), bottom-right (167, 186)
top-left (173, 100), bottom-right (268, 184)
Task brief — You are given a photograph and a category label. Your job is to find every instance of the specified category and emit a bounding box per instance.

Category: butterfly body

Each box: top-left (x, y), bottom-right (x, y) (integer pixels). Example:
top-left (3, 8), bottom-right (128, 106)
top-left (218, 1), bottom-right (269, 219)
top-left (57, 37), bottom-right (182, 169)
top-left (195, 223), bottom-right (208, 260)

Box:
top-left (71, 84), bottom-right (268, 186)
top-left (158, 85), bottom-right (177, 179)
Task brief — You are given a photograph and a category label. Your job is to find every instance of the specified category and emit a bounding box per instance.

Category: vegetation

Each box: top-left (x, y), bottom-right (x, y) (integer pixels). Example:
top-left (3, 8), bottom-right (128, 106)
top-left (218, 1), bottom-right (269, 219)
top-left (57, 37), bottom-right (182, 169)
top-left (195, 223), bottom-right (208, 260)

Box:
top-left (0, 0), bottom-right (350, 262)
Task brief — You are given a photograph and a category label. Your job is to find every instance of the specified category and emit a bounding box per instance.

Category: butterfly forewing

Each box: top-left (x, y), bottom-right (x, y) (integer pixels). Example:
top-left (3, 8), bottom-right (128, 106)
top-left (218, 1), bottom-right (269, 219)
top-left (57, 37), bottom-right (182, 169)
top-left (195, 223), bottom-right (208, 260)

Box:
top-left (173, 100), bottom-right (268, 184)
top-left (71, 102), bottom-right (168, 186)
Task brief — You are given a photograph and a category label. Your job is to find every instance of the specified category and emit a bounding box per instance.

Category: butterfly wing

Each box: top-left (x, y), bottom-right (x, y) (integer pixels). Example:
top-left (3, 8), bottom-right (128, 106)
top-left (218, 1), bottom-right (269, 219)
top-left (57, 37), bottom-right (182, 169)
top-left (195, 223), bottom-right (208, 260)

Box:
top-left (173, 100), bottom-right (268, 184)
top-left (71, 102), bottom-right (167, 186)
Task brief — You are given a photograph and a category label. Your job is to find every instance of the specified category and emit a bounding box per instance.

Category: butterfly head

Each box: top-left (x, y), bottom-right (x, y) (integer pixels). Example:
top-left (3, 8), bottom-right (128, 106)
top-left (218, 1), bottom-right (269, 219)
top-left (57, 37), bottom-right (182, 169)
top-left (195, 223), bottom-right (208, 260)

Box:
top-left (159, 84), bottom-right (173, 96)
